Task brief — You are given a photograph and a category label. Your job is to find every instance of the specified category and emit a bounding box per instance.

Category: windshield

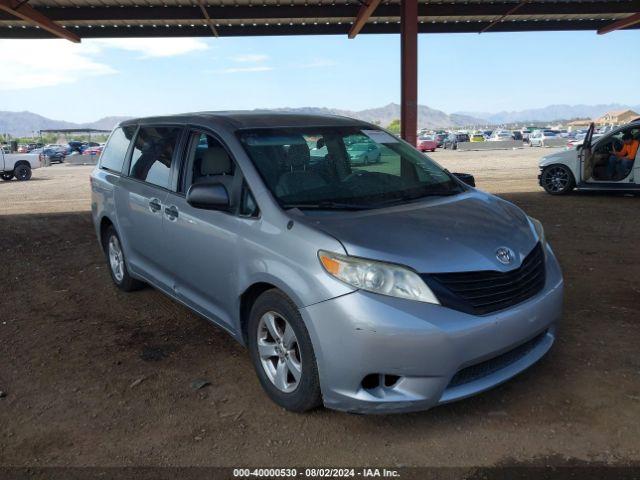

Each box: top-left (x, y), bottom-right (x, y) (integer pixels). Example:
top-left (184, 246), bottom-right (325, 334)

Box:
top-left (238, 126), bottom-right (464, 210)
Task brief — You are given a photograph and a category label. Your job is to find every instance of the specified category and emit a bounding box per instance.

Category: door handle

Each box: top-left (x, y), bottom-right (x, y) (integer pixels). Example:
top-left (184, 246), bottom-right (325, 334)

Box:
top-left (165, 205), bottom-right (179, 221)
top-left (149, 198), bottom-right (162, 213)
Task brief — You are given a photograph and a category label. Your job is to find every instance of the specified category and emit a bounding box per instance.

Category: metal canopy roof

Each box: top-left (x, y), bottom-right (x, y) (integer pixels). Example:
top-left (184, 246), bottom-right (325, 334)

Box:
top-left (1, 0), bottom-right (639, 39)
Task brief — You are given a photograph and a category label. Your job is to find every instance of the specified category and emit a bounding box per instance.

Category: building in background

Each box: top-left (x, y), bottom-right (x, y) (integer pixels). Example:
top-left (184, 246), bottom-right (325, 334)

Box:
top-left (595, 110), bottom-right (640, 126)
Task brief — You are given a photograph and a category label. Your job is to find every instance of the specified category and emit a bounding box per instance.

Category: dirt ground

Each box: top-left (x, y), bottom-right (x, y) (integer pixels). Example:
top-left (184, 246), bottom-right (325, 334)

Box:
top-left (0, 148), bottom-right (639, 467)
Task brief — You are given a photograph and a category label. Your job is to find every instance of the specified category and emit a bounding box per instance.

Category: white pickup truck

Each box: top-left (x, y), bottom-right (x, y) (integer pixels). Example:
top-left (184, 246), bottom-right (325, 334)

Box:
top-left (0, 148), bottom-right (42, 181)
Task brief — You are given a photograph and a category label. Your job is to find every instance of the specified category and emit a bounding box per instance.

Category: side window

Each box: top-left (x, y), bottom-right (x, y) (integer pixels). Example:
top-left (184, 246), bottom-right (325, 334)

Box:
top-left (181, 132), bottom-right (235, 193)
top-left (129, 126), bottom-right (182, 189)
top-left (99, 126), bottom-right (136, 173)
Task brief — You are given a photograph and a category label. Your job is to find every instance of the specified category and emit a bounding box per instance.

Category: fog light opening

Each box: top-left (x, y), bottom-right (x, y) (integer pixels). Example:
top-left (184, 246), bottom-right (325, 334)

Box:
top-left (361, 373), bottom-right (401, 391)
top-left (384, 374), bottom-right (400, 388)
top-left (361, 374), bottom-right (380, 390)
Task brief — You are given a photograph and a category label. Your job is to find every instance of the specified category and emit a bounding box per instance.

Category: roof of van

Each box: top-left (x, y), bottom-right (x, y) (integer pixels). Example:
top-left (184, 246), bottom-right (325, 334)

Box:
top-left (119, 111), bottom-right (372, 130)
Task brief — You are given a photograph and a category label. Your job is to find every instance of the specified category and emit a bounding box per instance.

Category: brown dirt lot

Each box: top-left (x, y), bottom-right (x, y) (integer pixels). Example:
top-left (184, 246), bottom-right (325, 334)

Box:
top-left (0, 150), bottom-right (639, 467)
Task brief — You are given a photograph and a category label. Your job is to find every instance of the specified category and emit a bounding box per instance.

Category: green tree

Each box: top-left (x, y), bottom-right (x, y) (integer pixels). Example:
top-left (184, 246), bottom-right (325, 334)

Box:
top-left (386, 119), bottom-right (401, 134)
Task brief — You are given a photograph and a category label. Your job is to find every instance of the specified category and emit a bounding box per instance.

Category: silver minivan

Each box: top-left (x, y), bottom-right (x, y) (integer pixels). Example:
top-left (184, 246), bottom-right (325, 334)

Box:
top-left (91, 112), bottom-right (563, 414)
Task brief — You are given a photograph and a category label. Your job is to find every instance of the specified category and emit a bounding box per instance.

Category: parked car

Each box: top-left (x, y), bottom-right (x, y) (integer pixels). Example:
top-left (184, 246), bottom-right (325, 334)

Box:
top-left (539, 121), bottom-right (640, 194)
top-left (0, 148), bottom-right (42, 181)
top-left (416, 135), bottom-right (438, 152)
top-left (442, 133), bottom-right (470, 150)
top-left (529, 130), bottom-right (558, 147)
top-left (434, 133), bottom-right (447, 147)
top-left (92, 112), bottom-right (562, 414)
top-left (469, 133), bottom-right (485, 142)
top-left (346, 142), bottom-right (381, 164)
top-left (83, 145), bottom-right (103, 156)
top-left (31, 147), bottom-right (66, 164)
top-left (488, 131), bottom-right (513, 142)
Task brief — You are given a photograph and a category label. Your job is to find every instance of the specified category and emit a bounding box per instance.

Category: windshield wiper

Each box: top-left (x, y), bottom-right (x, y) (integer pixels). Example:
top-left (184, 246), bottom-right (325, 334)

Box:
top-left (283, 200), bottom-right (373, 211)
top-left (371, 189), bottom-right (460, 207)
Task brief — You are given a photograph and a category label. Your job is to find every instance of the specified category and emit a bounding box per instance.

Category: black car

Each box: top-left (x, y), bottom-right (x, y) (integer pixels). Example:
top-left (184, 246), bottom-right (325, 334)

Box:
top-left (442, 133), bottom-right (470, 150)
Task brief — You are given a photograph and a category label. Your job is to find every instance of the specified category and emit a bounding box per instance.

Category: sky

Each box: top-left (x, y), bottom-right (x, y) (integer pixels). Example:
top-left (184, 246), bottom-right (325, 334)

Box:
top-left (0, 30), bottom-right (639, 123)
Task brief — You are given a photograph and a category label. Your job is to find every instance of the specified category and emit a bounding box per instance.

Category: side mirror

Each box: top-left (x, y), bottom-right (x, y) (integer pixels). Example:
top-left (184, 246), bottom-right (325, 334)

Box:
top-left (186, 182), bottom-right (230, 210)
top-left (451, 172), bottom-right (476, 187)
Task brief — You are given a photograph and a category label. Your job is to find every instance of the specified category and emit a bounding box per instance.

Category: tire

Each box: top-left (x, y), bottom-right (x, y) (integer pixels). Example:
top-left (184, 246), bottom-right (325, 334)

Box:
top-left (541, 164), bottom-right (575, 195)
top-left (247, 289), bottom-right (322, 413)
top-left (14, 164), bottom-right (31, 181)
top-left (1, 172), bottom-right (13, 181)
top-left (103, 226), bottom-right (144, 292)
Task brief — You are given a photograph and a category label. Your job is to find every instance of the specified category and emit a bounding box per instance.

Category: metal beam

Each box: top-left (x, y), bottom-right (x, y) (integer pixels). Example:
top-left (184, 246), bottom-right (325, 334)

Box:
top-left (2, 1), bottom-right (639, 23)
top-left (348, 0), bottom-right (381, 39)
top-left (400, 0), bottom-right (418, 147)
top-left (196, 0), bottom-right (218, 37)
top-left (597, 11), bottom-right (640, 33)
top-left (480, 0), bottom-right (528, 33)
top-left (2, 19), bottom-right (640, 39)
top-left (0, 0), bottom-right (79, 42)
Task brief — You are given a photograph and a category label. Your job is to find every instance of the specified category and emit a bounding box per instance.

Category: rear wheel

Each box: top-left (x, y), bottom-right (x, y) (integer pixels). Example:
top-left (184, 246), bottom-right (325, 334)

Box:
top-left (248, 289), bottom-right (322, 412)
top-left (14, 164), bottom-right (31, 181)
top-left (541, 164), bottom-right (575, 195)
top-left (1, 173), bottom-right (13, 181)
top-left (103, 226), bottom-right (144, 291)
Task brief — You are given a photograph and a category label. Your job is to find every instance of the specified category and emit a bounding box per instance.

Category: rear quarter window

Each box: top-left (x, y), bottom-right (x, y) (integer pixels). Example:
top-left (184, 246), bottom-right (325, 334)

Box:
top-left (99, 126), bottom-right (136, 173)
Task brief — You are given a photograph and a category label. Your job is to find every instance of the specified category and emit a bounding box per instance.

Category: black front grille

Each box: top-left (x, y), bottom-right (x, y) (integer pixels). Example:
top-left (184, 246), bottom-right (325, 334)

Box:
top-left (422, 243), bottom-right (546, 316)
top-left (447, 330), bottom-right (547, 388)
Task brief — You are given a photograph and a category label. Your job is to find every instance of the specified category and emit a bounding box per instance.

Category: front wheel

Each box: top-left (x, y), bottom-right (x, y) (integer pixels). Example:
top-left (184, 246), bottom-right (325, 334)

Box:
top-left (248, 289), bottom-right (322, 413)
top-left (541, 164), bottom-right (575, 195)
top-left (1, 172), bottom-right (13, 181)
top-left (14, 164), bottom-right (31, 181)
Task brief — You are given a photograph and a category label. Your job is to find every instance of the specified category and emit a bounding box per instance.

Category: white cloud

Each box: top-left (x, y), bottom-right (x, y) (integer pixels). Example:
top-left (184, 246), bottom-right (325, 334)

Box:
top-left (230, 54), bottom-right (269, 63)
top-left (218, 66), bottom-right (274, 74)
top-left (91, 38), bottom-right (209, 58)
top-left (0, 40), bottom-right (115, 90)
top-left (0, 38), bottom-right (210, 90)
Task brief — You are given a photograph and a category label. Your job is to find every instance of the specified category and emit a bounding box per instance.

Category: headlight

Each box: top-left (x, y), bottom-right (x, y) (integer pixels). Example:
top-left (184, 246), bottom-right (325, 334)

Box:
top-left (529, 216), bottom-right (546, 245)
top-left (318, 251), bottom-right (440, 304)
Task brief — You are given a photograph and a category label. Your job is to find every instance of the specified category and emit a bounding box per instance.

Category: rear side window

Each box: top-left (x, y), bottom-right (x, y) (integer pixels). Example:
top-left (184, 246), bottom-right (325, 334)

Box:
top-left (100, 126), bottom-right (136, 173)
top-left (128, 126), bottom-right (182, 190)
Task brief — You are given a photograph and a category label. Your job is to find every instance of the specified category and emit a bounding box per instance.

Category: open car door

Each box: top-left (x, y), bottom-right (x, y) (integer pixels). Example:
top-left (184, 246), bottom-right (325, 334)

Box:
top-left (580, 122), bottom-right (595, 181)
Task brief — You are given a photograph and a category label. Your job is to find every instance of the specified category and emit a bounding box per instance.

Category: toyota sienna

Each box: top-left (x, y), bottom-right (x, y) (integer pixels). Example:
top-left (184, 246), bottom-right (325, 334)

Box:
top-left (91, 112), bottom-right (563, 413)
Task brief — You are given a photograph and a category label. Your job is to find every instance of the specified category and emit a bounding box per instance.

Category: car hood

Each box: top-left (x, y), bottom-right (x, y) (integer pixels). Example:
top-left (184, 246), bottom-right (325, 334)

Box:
top-left (293, 190), bottom-right (539, 274)
top-left (539, 148), bottom-right (577, 168)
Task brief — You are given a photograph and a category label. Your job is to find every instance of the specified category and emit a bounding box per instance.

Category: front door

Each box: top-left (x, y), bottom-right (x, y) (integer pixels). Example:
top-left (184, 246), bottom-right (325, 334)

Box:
top-left (163, 130), bottom-right (244, 329)
top-left (116, 125), bottom-right (183, 291)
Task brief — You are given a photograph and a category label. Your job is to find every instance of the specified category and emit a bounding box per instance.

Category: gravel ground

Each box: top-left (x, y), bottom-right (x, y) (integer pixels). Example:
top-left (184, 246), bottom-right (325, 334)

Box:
top-left (0, 148), bottom-right (639, 467)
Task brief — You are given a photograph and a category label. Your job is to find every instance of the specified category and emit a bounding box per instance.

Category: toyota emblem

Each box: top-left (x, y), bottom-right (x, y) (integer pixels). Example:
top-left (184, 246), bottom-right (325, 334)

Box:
top-left (496, 247), bottom-right (514, 265)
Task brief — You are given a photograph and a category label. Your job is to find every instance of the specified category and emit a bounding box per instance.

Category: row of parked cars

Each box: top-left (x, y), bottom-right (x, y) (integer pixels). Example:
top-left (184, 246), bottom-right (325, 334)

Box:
top-left (415, 127), bottom-right (596, 152)
top-left (9, 141), bottom-right (105, 163)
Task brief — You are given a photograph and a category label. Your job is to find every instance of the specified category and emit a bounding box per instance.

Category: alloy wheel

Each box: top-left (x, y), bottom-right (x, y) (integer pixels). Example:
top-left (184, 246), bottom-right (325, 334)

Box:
top-left (544, 166), bottom-right (570, 193)
top-left (108, 235), bottom-right (125, 283)
top-left (257, 311), bottom-right (302, 393)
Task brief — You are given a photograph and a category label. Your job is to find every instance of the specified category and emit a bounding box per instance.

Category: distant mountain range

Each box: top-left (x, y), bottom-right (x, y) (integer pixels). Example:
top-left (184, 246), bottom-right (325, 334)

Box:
top-left (455, 103), bottom-right (640, 125)
top-left (0, 111), bottom-right (132, 137)
top-left (2, 103), bottom-right (639, 136)
top-left (267, 104), bottom-right (484, 130)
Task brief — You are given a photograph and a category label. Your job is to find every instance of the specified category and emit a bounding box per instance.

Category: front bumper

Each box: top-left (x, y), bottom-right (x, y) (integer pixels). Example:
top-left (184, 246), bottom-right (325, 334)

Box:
top-left (300, 243), bottom-right (563, 414)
